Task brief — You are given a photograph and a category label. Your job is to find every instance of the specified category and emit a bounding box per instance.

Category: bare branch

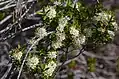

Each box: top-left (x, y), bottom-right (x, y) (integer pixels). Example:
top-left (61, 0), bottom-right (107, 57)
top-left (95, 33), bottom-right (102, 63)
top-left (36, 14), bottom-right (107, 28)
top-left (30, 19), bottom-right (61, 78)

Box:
top-left (0, 0), bottom-right (12, 6)
top-left (0, 15), bottom-right (12, 25)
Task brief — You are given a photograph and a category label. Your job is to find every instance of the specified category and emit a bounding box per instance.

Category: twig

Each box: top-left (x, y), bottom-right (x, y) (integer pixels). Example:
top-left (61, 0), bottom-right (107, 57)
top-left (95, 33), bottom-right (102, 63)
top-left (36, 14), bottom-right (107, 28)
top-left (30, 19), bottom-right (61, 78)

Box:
top-left (0, 0), bottom-right (11, 6)
top-left (0, 4), bottom-right (16, 11)
top-left (1, 63), bottom-right (12, 79)
top-left (52, 46), bottom-right (85, 79)
top-left (0, 15), bottom-right (12, 25)
top-left (0, 23), bottom-right (42, 41)
top-left (18, 1), bottom-right (35, 21)
top-left (4, 0), bottom-right (16, 7)
top-left (0, 0), bottom-right (36, 11)
top-left (0, 1), bottom-right (35, 38)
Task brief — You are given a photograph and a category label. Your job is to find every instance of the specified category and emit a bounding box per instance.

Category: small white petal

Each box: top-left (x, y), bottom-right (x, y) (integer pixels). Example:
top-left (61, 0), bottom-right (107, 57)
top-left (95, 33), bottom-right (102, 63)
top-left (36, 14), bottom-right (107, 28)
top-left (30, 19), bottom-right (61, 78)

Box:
top-left (48, 51), bottom-right (57, 59)
top-left (35, 27), bottom-right (47, 38)
top-left (45, 6), bottom-right (56, 19)
top-left (13, 51), bottom-right (23, 60)
top-left (44, 61), bottom-right (57, 76)
top-left (70, 27), bottom-right (79, 37)
top-left (27, 56), bottom-right (39, 69)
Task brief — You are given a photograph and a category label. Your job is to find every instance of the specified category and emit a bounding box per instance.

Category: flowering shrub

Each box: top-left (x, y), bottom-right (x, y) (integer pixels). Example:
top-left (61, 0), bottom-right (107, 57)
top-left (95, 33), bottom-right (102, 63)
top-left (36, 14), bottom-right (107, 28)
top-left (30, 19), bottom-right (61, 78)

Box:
top-left (10, 0), bottom-right (118, 79)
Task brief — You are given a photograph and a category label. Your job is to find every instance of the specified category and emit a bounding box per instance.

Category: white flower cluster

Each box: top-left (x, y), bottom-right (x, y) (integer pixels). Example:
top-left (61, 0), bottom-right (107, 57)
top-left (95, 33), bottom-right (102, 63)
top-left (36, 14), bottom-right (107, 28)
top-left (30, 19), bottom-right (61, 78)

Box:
top-left (112, 22), bottom-right (118, 31)
top-left (73, 35), bottom-right (86, 47)
top-left (95, 12), bottom-right (111, 21)
top-left (13, 51), bottom-right (22, 61)
top-left (56, 17), bottom-right (68, 32)
top-left (44, 61), bottom-right (57, 76)
top-left (52, 16), bottom-right (69, 49)
top-left (52, 41), bottom-right (63, 49)
top-left (56, 32), bottom-right (66, 41)
top-left (28, 38), bottom-right (39, 45)
top-left (70, 27), bottom-right (79, 38)
top-left (45, 6), bottom-right (56, 19)
top-left (52, 32), bottom-right (66, 49)
top-left (35, 27), bottom-right (47, 39)
top-left (97, 28), bottom-right (105, 32)
top-left (27, 56), bottom-right (39, 69)
top-left (54, 1), bottom-right (61, 5)
top-left (94, 12), bottom-right (112, 25)
top-left (84, 28), bottom-right (93, 37)
top-left (108, 30), bottom-right (115, 39)
top-left (79, 35), bottom-right (86, 44)
top-left (69, 26), bottom-right (86, 47)
top-left (48, 51), bottom-right (57, 59)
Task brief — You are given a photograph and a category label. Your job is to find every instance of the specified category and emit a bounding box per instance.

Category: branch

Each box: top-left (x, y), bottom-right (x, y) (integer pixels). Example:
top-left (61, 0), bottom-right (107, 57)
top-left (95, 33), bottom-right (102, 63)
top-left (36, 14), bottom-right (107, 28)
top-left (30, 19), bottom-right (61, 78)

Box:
top-left (52, 46), bottom-right (85, 79)
top-left (0, 0), bottom-right (37, 11)
top-left (0, 23), bottom-right (42, 41)
top-left (0, 15), bottom-right (12, 25)
top-left (1, 63), bottom-right (12, 79)
top-left (0, 0), bottom-right (12, 6)
top-left (0, 1), bottom-right (35, 37)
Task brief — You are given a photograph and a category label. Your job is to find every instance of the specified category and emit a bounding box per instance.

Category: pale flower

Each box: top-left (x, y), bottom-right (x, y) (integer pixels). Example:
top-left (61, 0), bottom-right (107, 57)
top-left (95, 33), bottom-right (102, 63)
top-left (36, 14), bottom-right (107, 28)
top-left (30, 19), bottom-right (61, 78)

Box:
top-left (56, 26), bottom-right (65, 32)
top-left (84, 28), bottom-right (92, 37)
top-left (52, 41), bottom-right (62, 49)
top-left (56, 32), bottom-right (65, 41)
top-left (94, 12), bottom-right (112, 25)
top-left (59, 17), bottom-right (68, 27)
top-left (54, 1), bottom-right (61, 5)
top-left (108, 30), bottom-right (115, 38)
top-left (80, 35), bottom-right (86, 44)
top-left (70, 27), bottom-right (79, 38)
top-left (97, 28), bottom-right (105, 32)
top-left (45, 6), bottom-right (56, 19)
top-left (13, 51), bottom-right (22, 60)
top-left (28, 38), bottom-right (38, 45)
top-left (48, 51), bottom-right (57, 59)
top-left (57, 17), bottom-right (68, 32)
top-left (44, 61), bottom-right (57, 76)
top-left (74, 38), bottom-right (81, 47)
top-left (27, 56), bottom-right (39, 69)
top-left (73, 35), bottom-right (86, 47)
top-left (96, 12), bottom-right (111, 21)
top-left (112, 22), bottom-right (118, 31)
top-left (35, 27), bottom-right (47, 38)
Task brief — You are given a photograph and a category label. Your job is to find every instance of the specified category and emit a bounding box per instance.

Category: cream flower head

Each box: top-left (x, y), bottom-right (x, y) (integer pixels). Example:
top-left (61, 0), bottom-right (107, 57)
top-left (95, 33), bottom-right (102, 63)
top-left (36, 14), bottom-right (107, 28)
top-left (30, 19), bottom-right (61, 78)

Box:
top-left (44, 61), bottom-right (57, 76)
top-left (70, 27), bottom-right (79, 38)
top-left (45, 6), bottom-right (56, 19)
top-left (48, 51), bottom-right (57, 59)
top-left (27, 56), bottom-right (39, 69)
top-left (13, 51), bottom-right (22, 61)
top-left (35, 27), bottom-right (47, 38)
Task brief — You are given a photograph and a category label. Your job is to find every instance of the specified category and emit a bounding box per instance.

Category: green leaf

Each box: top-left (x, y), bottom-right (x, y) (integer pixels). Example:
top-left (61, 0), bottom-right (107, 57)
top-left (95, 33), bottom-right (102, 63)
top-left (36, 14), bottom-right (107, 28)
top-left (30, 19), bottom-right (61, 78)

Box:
top-left (87, 57), bottom-right (96, 72)
top-left (66, 0), bottom-right (72, 6)
top-left (0, 12), bottom-right (5, 20)
top-left (116, 57), bottom-right (119, 72)
top-left (68, 72), bottom-right (74, 79)
top-left (36, 11), bottom-right (44, 15)
top-left (68, 60), bottom-right (76, 68)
